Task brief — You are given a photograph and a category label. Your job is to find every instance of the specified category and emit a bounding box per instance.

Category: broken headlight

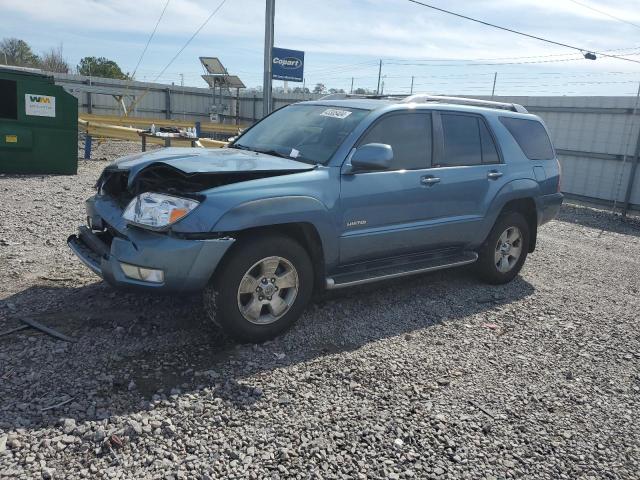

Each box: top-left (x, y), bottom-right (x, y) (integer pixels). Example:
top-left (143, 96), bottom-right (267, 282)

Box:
top-left (122, 192), bottom-right (199, 229)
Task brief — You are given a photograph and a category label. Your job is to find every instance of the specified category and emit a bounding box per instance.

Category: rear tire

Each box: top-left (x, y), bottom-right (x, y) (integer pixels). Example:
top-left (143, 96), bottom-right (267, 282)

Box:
top-left (203, 234), bottom-right (313, 343)
top-left (475, 212), bottom-right (529, 284)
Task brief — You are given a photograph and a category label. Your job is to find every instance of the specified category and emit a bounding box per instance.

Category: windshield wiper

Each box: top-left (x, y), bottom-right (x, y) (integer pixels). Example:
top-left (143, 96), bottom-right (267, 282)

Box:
top-left (229, 145), bottom-right (288, 159)
top-left (254, 149), bottom-right (293, 160)
top-left (231, 145), bottom-right (316, 164)
top-left (228, 143), bottom-right (252, 151)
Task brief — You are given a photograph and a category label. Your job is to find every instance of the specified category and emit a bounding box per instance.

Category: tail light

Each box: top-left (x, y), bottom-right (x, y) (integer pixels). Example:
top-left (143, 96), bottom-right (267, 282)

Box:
top-left (557, 159), bottom-right (562, 193)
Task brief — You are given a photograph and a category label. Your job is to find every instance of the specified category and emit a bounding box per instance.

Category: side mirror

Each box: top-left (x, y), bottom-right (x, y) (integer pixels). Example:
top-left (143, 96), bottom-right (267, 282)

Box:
top-left (350, 143), bottom-right (393, 172)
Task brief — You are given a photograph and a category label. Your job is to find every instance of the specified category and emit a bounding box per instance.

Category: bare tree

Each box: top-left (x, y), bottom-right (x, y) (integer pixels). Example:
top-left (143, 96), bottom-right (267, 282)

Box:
top-left (0, 38), bottom-right (39, 67)
top-left (40, 44), bottom-right (70, 73)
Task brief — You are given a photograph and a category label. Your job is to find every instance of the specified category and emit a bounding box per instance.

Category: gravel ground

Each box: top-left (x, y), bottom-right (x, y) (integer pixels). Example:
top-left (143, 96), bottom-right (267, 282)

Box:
top-left (1, 140), bottom-right (639, 479)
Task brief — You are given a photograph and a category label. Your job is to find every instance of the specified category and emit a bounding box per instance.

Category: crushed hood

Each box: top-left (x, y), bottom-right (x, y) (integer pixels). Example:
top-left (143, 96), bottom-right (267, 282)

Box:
top-left (112, 147), bottom-right (315, 180)
top-left (98, 148), bottom-right (317, 203)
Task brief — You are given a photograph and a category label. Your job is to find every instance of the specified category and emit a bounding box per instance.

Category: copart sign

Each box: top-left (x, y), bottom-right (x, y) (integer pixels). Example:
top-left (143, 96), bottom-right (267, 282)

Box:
top-left (272, 47), bottom-right (304, 82)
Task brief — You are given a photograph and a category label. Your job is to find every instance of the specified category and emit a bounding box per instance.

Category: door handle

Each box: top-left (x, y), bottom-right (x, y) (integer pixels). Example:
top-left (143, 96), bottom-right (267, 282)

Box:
top-left (421, 175), bottom-right (441, 186)
top-left (487, 170), bottom-right (504, 180)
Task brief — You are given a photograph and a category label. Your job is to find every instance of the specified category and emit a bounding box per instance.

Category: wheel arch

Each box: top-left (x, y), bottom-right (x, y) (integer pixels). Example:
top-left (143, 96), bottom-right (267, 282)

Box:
top-left (498, 197), bottom-right (538, 253)
top-left (218, 222), bottom-right (327, 292)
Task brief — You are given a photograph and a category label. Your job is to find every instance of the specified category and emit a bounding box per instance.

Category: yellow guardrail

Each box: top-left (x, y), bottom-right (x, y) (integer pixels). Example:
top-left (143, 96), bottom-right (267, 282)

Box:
top-left (78, 119), bottom-right (228, 149)
top-left (79, 114), bottom-right (247, 135)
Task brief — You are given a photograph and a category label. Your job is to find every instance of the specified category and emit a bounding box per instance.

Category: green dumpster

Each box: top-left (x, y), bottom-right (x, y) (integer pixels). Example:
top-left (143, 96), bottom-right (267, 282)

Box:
top-left (0, 66), bottom-right (78, 174)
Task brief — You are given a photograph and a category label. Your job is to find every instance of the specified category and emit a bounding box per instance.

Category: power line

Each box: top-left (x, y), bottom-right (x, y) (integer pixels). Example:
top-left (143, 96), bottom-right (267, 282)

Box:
top-left (130, 0), bottom-right (170, 80)
top-left (127, 0), bottom-right (227, 113)
top-left (384, 45), bottom-right (640, 64)
top-left (566, 0), bottom-right (640, 30)
top-left (406, 0), bottom-right (640, 65)
top-left (153, 0), bottom-right (227, 82)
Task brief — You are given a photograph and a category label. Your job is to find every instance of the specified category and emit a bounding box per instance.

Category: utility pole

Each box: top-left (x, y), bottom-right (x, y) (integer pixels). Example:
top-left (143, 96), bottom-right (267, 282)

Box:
top-left (410, 76), bottom-right (414, 94)
top-left (350, 77), bottom-right (354, 94)
top-left (621, 81), bottom-right (640, 217)
top-left (263, 0), bottom-right (275, 117)
top-left (180, 73), bottom-right (184, 87)
top-left (622, 125), bottom-right (640, 217)
top-left (491, 72), bottom-right (497, 99)
top-left (376, 59), bottom-right (382, 95)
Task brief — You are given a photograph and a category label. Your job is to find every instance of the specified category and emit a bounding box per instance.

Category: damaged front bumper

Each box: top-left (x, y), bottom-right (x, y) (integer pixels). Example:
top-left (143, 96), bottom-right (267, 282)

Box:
top-left (67, 196), bottom-right (235, 292)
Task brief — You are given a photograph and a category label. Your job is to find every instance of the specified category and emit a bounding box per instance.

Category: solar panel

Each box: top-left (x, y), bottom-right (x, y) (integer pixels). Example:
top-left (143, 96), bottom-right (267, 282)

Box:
top-left (201, 74), bottom-right (246, 89)
top-left (225, 75), bottom-right (246, 89)
top-left (199, 57), bottom-right (227, 75)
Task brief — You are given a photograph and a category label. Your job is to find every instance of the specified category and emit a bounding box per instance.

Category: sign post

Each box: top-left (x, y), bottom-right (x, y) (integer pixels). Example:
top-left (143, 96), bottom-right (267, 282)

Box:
top-left (262, 0), bottom-right (275, 117)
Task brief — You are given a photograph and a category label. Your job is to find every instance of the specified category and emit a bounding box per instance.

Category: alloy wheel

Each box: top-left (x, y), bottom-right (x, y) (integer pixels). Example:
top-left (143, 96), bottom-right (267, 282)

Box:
top-left (236, 256), bottom-right (299, 325)
top-left (494, 226), bottom-right (523, 273)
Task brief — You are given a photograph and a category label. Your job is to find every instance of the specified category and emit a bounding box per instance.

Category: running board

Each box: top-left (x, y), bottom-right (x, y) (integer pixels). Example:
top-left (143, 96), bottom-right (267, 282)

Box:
top-left (326, 251), bottom-right (478, 289)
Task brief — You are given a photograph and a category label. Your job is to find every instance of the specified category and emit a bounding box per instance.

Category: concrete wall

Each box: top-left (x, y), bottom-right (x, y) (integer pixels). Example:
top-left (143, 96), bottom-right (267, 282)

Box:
top-left (50, 71), bottom-right (640, 210)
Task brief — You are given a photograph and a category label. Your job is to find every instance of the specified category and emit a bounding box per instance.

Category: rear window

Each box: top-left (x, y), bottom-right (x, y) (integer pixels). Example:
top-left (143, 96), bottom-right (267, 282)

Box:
top-left (499, 117), bottom-right (554, 160)
top-left (437, 113), bottom-right (500, 167)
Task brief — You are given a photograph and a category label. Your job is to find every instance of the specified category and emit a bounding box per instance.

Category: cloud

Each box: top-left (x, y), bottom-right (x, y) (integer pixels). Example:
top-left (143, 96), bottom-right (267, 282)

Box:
top-left (2, 0), bottom-right (640, 93)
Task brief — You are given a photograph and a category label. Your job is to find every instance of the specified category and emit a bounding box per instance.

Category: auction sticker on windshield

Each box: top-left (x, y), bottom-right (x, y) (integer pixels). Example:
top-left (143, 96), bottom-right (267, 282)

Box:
top-left (320, 108), bottom-right (352, 119)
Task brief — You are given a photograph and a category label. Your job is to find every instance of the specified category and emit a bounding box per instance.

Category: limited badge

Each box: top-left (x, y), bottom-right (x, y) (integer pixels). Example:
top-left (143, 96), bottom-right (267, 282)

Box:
top-left (5, 135), bottom-right (17, 143)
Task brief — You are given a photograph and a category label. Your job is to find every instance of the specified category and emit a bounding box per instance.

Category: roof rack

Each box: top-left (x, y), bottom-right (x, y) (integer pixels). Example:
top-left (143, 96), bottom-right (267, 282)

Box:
top-left (318, 92), bottom-right (528, 113)
top-left (318, 93), bottom-right (404, 100)
top-left (400, 94), bottom-right (528, 113)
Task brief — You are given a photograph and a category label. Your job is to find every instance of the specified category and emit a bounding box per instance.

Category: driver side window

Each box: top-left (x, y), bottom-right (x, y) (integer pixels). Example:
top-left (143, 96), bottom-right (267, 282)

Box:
top-left (357, 113), bottom-right (432, 170)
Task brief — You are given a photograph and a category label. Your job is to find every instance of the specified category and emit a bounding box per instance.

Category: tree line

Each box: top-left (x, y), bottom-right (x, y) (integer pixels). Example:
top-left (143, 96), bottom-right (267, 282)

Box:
top-left (0, 37), bottom-right (129, 80)
top-left (1, 37), bottom-right (365, 93)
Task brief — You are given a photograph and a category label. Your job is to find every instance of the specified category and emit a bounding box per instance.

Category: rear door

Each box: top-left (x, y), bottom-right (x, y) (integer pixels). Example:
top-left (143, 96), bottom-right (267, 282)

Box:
top-left (416, 111), bottom-right (507, 248)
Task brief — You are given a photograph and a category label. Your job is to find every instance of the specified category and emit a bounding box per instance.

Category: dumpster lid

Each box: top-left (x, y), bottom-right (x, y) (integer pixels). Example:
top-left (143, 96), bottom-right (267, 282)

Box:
top-left (0, 65), bottom-right (53, 80)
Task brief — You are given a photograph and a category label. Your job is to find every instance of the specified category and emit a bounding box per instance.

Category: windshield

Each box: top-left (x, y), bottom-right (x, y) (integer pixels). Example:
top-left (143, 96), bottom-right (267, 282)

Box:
top-left (231, 104), bottom-right (370, 164)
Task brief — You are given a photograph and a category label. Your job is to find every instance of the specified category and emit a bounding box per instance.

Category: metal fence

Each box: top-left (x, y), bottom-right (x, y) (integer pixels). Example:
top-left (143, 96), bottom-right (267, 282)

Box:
top-left (50, 72), bottom-right (640, 211)
top-left (487, 95), bottom-right (640, 212)
top-left (53, 72), bottom-right (322, 124)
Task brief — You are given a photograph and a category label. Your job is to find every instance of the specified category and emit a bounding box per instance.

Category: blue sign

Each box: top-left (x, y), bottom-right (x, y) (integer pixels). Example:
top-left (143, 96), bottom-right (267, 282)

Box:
top-left (272, 47), bottom-right (304, 82)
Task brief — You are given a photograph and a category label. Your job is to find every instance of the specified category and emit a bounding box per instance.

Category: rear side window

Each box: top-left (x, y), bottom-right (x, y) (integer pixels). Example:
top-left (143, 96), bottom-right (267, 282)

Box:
top-left (499, 117), bottom-right (555, 160)
top-left (358, 113), bottom-right (432, 170)
top-left (0, 79), bottom-right (18, 120)
top-left (438, 113), bottom-right (499, 166)
top-left (479, 120), bottom-right (500, 164)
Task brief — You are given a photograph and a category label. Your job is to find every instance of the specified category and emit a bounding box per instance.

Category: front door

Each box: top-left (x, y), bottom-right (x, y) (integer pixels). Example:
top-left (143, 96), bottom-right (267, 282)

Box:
top-left (339, 111), bottom-right (435, 264)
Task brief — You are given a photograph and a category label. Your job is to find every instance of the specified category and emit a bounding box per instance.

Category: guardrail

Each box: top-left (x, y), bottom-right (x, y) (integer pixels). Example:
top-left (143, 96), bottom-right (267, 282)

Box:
top-left (79, 114), bottom-right (247, 136)
top-left (79, 119), bottom-right (228, 158)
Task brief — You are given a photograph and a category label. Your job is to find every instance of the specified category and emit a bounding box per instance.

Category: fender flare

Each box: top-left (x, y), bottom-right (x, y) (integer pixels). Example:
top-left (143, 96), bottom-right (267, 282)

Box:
top-left (212, 195), bottom-right (339, 266)
top-left (480, 178), bottom-right (541, 243)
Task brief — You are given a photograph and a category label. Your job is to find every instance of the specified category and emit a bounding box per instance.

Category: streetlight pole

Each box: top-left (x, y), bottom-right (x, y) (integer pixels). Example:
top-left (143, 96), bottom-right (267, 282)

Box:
top-left (263, 0), bottom-right (275, 117)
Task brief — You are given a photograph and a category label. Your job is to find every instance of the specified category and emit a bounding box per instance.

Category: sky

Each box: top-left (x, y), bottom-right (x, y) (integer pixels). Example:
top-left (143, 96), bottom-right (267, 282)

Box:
top-left (1, 0), bottom-right (640, 96)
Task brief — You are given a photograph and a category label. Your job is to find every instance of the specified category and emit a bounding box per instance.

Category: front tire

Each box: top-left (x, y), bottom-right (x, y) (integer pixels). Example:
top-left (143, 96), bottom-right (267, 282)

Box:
top-left (475, 212), bottom-right (529, 284)
top-left (204, 234), bottom-right (313, 343)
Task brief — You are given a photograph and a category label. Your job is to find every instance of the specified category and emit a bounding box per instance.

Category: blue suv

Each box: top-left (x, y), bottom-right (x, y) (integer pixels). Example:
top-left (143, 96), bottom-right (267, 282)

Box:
top-left (69, 94), bottom-right (563, 342)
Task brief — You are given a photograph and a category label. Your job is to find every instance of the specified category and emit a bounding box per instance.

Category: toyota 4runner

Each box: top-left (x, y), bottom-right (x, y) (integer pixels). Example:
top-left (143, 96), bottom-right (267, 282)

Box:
top-left (69, 94), bottom-right (563, 342)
